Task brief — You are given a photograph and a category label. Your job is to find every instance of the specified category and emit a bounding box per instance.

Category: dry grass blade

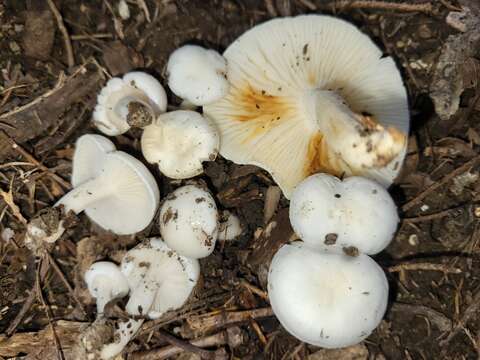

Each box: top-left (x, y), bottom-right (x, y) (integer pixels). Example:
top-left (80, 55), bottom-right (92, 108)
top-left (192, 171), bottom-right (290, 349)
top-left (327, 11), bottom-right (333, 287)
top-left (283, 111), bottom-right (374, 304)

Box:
top-left (0, 177), bottom-right (27, 225)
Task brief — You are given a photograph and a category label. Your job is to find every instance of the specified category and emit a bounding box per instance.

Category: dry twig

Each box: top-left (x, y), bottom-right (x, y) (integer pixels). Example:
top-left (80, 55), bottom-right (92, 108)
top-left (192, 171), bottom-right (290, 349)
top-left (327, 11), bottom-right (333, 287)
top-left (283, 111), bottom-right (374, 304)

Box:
top-left (318, 0), bottom-right (433, 13)
top-left (402, 155), bottom-right (480, 212)
top-left (442, 289), bottom-right (480, 345)
top-left (388, 262), bottom-right (462, 274)
top-left (131, 327), bottom-right (244, 360)
top-left (46, 0), bottom-right (74, 67)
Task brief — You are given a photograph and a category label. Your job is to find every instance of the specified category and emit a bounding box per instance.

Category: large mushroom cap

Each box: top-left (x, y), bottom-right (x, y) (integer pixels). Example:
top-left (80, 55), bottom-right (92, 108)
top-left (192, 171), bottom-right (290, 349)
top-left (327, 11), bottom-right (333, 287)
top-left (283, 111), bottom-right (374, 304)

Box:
top-left (204, 15), bottom-right (409, 198)
top-left (141, 110), bottom-right (219, 179)
top-left (72, 134), bottom-right (116, 187)
top-left (289, 173), bottom-right (398, 255)
top-left (121, 238), bottom-right (200, 318)
top-left (57, 151), bottom-right (160, 235)
top-left (159, 185), bottom-right (219, 259)
top-left (268, 242), bottom-right (388, 348)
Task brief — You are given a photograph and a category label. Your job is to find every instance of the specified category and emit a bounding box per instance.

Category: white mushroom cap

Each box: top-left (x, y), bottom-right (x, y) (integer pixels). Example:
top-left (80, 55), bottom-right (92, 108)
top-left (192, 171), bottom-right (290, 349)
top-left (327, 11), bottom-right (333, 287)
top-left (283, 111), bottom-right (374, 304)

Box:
top-left (93, 71), bottom-right (167, 136)
top-left (167, 45), bottom-right (229, 106)
top-left (203, 15), bottom-right (409, 198)
top-left (121, 238), bottom-right (200, 318)
top-left (141, 110), bottom-right (219, 179)
top-left (84, 261), bottom-right (129, 315)
top-left (268, 242), bottom-right (388, 348)
top-left (217, 210), bottom-right (243, 241)
top-left (56, 151), bottom-right (160, 235)
top-left (289, 174), bottom-right (398, 255)
top-left (159, 185), bottom-right (218, 259)
top-left (71, 134), bottom-right (116, 187)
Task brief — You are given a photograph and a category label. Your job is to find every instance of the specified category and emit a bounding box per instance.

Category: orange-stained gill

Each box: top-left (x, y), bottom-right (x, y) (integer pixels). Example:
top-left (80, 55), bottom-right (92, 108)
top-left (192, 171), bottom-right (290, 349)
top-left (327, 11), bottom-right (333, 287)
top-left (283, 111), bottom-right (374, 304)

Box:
top-left (304, 132), bottom-right (343, 178)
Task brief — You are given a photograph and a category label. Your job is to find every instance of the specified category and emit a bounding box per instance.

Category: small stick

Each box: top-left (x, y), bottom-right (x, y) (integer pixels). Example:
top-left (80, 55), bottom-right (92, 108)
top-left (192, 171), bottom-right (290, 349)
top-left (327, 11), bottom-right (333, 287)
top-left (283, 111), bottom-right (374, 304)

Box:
top-left (402, 155), bottom-right (480, 212)
top-left (442, 289), bottom-right (480, 345)
top-left (155, 330), bottom-right (227, 360)
top-left (240, 280), bottom-right (269, 301)
top-left (264, 0), bottom-right (278, 16)
top-left (4, 134), bottom-right (71, 190)
top-left (181, 308), bottom-right (274, 338)
top-left (319, 0), bottom-right (433, 14)
top-left (70, 33), bottom-right (113, 40)
top-left (250, 319), bottom-right (267, 345)
top-left (35, 258), bottom-right (65, 360)
top-left (131, 328), bottom-right (243, 360)
top-left (44, 251), bottom-right (88, 317)
top-left (403, 206), bottom-right (464, 223)
top-left (388, 263), bottom-right (462, 274)
top-left (46, 0), bottom-right (74, 68)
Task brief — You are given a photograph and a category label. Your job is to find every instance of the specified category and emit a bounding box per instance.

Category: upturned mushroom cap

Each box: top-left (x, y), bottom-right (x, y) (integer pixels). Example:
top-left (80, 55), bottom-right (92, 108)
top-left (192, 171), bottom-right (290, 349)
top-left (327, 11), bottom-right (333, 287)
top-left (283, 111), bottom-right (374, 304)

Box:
top-left (93, 71), bottom-right (167, 136)
top-left (56, 151), bottom-right (160, 235)
top-left (84, 261), bottom-right (130, 315)
top-left (167, 45), bottom-right (229, 106)
top-left (71, 134), bottom-right (116, 187)
top-left (141, 110), bottom-right (219, 179)
top-left (159, 185), bottom-right (219, 259)
top-left (268, 242), bottom-right (388, 348)
top-left (204, 15), bottom-right (409, 198)
top-left (121, 238), bottom-right (200, 318)
top-left (289, 173), bottom-right (398, 255)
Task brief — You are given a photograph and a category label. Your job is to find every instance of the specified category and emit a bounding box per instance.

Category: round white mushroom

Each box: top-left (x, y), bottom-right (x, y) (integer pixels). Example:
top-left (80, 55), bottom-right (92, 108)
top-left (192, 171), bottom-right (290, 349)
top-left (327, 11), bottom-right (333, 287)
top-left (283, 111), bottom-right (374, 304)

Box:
top-left (101, 238), bottom-right (199, 359)
top-left (141, 110), bottom-right (219, 179)
top-left (218, 210), bottom-right (243, 241)
top-left (159, 185), bottom-right (219, 259)
top-left (268, 242), bottom-right (389, 348)
top-left (56, 150), bottom-right (160, 235)
top-left (84, 261), bottom-right (129, 315)
top-left (204, 15), bottom-right (410, 198)
top-left (167, 45), bottom-right (229, 106)
top-left (93, 71), bottom-right (167, 136)
top-left (289, 173), bottom-right (398, 255)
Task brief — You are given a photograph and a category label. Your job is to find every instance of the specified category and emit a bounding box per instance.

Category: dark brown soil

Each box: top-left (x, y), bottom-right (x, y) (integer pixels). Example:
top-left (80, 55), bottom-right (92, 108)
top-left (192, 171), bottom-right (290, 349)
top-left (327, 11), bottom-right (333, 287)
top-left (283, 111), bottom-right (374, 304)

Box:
top-left (1, 1), bottom-right (480, 359)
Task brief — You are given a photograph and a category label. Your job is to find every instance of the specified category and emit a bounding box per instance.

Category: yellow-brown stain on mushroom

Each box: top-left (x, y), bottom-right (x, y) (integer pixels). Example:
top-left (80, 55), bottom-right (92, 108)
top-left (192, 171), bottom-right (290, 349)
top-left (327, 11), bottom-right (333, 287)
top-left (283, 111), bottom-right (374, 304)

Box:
top-left (228, 83), bottom-right (297, 140)
top-left (304, 132), bottom-right (343, 178)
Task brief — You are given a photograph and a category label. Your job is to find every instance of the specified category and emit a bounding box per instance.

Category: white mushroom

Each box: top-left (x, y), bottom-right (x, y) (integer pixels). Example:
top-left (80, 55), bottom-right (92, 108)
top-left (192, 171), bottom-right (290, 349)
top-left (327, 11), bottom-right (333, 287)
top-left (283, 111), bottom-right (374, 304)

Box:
top-left (84, 261), bottom-right (129, 315)
top-left (204, 15), bottom-right (409, 198)
top-left (71, 134), bottom-right (116, 187)
top-left (141, 110), bottom-right (219, 179)
top-left (289, 173), bottom-right (398, 255)
top-left (101, 238), bottom-right (199, 359)
top-left (159, 185), bottom-right (218, 259)
top-left (56, 151), bottom-right (160, 235)
top-left (93, 71), bottom-right (167, 136)
top-left (268, 242), bottom-right (388, 348)
top-left (218, 210), bottom-right (243, 241)
top-left (167, 45), bottom-right (229, 106)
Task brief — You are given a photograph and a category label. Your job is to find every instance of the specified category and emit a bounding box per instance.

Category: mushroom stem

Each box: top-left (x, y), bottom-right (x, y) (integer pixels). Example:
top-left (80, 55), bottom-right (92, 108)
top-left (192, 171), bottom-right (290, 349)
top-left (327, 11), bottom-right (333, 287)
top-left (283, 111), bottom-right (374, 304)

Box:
top-left (125, 280), bottom-right (158, 317)
top-left (112, 89), bottom-right (156, 128)
top-left (101, 318), bottom-right (144, 359)
top-left (55, 177), bottom-right (111, 214)
top-left (314, 90), bottom-right (406, 171)
top-left (92, 278), bottom-right (114, 315)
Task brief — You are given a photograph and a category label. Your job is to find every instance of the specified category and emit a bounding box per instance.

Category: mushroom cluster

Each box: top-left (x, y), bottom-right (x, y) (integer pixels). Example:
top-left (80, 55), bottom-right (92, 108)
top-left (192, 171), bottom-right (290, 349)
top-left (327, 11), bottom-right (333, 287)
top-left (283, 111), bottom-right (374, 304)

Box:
top-left (268, 173), bottom-right (398, 348)
top-left (20, 13), bottom-right (410, 359)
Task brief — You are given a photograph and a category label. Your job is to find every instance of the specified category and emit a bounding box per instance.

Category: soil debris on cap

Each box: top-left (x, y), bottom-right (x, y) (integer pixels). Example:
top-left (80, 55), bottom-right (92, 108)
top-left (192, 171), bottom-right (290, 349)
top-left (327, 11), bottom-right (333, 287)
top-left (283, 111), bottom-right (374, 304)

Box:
top-left (324, 233), bottom-right (338, 245)
top-left (342, 246), bottom-right (359, 257)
